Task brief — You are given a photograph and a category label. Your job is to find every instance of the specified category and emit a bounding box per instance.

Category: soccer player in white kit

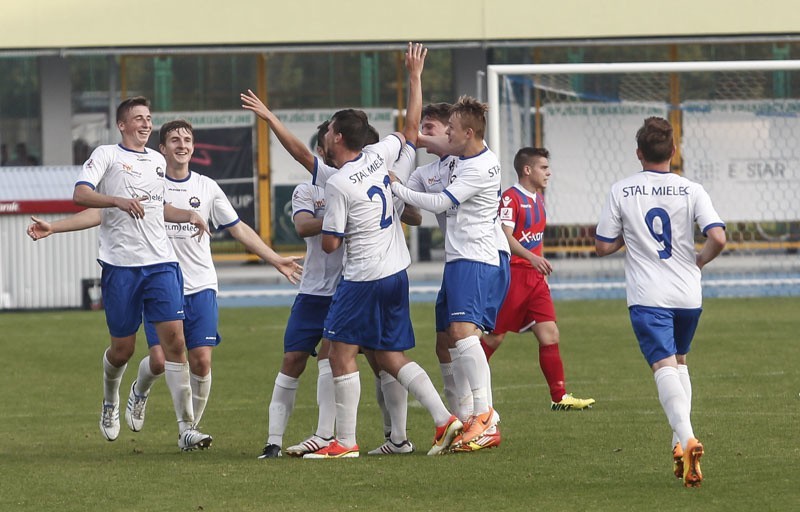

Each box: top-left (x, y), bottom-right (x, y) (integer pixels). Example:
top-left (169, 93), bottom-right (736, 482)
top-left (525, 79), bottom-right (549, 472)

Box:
top-left (72, 97), bottom-right (213, 450)
top-left (595, 116), bottom-right (726, 487)
top-left (29, 118), bottom-right (302, 448)
top-left (390, 96), bottom-right (507, 450)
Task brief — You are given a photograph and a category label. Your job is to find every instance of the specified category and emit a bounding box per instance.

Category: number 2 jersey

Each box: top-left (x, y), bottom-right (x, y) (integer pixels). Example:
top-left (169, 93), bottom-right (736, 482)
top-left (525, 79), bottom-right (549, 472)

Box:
top-left (596, 170), bottom-right (725, 309)
top-left (322, 134), bottom-right (410, 282)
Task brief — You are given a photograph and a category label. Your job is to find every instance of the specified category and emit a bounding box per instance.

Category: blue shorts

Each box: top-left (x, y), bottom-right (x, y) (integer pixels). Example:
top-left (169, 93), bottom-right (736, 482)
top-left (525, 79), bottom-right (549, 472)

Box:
top-left (629, 305), bottom-right (702, 366)
top-left (435, 259), bottom-right (499, 333)
top-left (323, 270), bottom-right (415, 351)
top-left (144, 289), bottom-right (220, 349)
top-left (100, 261), bottom-right (184, 338)
top-left (284, 293), bottom-right (332, 354)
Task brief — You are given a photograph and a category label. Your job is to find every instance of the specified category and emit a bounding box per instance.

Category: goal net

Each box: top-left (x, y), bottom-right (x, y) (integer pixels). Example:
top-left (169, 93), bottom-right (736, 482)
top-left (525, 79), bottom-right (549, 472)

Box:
top-left (487, 60), bottom-right (800, 300)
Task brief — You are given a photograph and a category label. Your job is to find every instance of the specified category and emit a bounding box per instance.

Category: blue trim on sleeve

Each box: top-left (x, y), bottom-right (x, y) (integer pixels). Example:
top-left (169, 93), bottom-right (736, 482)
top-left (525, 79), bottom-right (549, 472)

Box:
top-left (218, 218), bottom-right (241, 230)
top-left (293, 209), bottom-right (314, 218)
top-left (595, 234), bottom-right (618, 243)
top-left (443, 189), bottom-right (460, 206)
top-left (75, 181), bottom-right (96, 190)
top-left (702, 222), bottom-right (726, 235)
top-left (321, 229), bottom-right (345, 237)
top-left (405, 141), bottom-right (417, 150)
top-left (312, 157), bottom-right (319, 186)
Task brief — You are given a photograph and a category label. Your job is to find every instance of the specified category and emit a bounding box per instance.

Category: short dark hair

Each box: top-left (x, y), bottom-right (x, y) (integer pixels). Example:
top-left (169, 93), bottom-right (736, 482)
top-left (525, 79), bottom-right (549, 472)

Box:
top-left (421, 102), bottom-right (452, 125)
top-left (116, 96), bottom-right (150, 123)
top-left (513, 147), bottom-right (550, 176)
top-left (312, 120), bottom-right (330, 150)
top-left (449, 96), bottom-right (488, 139)
top-left (159, 119), bottom-right (194, 146)
top-left (636, 117), bottom-right (673, 163)
top-left (365, 124), bottom-right (380, 146)
top-left (330, 109), bottom-right (369, 151)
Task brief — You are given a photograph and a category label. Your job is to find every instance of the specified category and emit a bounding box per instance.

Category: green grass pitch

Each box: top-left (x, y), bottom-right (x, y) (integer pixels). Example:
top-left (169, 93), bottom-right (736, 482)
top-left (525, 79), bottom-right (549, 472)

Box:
top-left (1, 297), bottom-right (798, 511)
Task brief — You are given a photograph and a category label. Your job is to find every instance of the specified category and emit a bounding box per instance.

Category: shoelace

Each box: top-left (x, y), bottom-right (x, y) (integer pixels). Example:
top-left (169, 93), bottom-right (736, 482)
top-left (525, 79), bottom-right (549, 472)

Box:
top-left (130, 394), bottom-right (147, 418)
top-left (101, 405), bottom-right (117, 426)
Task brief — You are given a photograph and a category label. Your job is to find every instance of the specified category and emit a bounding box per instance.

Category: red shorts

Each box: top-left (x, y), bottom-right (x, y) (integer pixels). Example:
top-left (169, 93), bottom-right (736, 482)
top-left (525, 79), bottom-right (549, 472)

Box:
top-left (492, 264), bottom-right (556, 335)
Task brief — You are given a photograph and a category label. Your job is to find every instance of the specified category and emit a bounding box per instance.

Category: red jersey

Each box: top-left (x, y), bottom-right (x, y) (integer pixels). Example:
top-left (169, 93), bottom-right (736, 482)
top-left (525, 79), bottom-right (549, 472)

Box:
top-left (498, 184), bottom-right (546, 267)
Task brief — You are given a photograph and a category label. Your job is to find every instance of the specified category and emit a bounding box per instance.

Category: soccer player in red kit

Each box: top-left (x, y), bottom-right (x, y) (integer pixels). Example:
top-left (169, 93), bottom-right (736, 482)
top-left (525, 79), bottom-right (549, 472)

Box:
top-left (481, 147), bottom-right (595, 411)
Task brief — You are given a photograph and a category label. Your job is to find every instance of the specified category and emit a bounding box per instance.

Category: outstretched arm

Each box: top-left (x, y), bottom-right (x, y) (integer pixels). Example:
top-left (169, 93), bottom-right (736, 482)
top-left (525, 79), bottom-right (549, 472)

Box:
top-left (227, 222), bottom-right (303, 284)
top-left (403, 42), bottom-right (427, 146)
top-left (241, 89), bottom-right (315, 173)
top-left (74, 184), bottom-right (146, 219)
top-left (26, 209), bottom-right (102, 241)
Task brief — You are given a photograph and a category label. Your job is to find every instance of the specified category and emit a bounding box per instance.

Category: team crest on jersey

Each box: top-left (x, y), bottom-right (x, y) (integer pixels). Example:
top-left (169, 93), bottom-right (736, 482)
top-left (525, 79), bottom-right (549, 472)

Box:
top-left (189, 196), bottom-right (201, 208)
top-left (502, 195), bottom-right (512, 207)
top-left (156, 167), bottom-right (164, 178)
top-left (500, 207), bottom-right (513, 220)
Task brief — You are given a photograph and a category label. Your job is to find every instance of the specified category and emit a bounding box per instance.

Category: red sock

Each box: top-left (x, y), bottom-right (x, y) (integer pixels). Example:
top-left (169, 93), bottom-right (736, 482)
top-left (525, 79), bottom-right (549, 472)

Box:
top-left (480, 338), bottom-right (496, 361)
top-left (539, 343), bottom-right (566, 402)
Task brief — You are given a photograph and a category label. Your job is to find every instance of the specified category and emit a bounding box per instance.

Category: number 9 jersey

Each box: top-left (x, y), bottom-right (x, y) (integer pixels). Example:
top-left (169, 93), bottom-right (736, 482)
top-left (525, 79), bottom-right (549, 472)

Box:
top-left (596, 170), bottom-right (725, 309)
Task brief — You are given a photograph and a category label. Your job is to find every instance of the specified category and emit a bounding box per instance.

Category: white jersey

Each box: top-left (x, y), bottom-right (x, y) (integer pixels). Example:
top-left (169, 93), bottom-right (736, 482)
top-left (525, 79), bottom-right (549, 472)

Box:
top-left (292, 181), bottom-right (344, 296)
top-left (311, 157), bottom-right (337, 189)
top-left (76, 144), bottom-right (175, 267)
top-left (596, 170), bottom-right (725, 308)
top-left (322, 134), bottom-right (410, 281)
top-left (164, 171), bottom-right (239, 295)
top-left (407, 154), bottom-right (456, 233)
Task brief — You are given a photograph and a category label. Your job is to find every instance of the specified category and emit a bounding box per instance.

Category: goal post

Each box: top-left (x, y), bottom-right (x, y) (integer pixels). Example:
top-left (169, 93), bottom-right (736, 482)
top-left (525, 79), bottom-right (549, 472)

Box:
top-left (486, 59), bottom-right (800, 299)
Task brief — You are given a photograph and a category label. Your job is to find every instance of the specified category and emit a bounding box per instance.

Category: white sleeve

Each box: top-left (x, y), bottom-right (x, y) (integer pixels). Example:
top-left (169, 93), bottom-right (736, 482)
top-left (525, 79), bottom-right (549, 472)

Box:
top-left (595, 187), bottom-right (622, 241)
top-left (312, 158), bottom-right (338, 189)
top-left (209, 180), bottom-right (240, 229)
top-left (693, 184), bottom-right (725, 234)
top-left (291, 183), bottom-right (316, 217)
top-left (321, 181), bottom-right (348, 236)
top-left (390, 180), bottom-right (454, 214)
top-left (390, 142), bottom-right (417, 184)
top-left (75, 146), bottom-right (110, 189)
top-left (443, 164), bottom-right (486, 205)
top-left (407, 167), bottom-right (425, 192)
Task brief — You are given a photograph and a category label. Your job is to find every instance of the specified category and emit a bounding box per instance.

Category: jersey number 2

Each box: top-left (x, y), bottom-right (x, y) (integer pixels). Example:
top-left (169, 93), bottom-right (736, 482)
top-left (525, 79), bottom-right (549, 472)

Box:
top-left (367, 175), bottom-right (393, 229)
top-left (645, 207), bottom-right (672, 259)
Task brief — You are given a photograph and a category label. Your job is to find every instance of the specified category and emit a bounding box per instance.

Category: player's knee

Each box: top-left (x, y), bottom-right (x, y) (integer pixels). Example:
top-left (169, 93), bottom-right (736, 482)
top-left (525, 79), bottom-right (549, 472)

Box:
top-left (281, 351), bottom-right (309, 377)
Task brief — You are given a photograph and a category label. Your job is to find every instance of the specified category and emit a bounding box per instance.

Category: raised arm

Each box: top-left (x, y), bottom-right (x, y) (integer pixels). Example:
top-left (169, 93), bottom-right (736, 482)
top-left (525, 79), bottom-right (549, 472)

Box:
top-left (241, 89), bottom-right (315, 173)
top-left (227, 222), bottom-right (303, 284)
top-left (26, 209), bottom-right (102, 241)
top-left (403, 42), bottom-right (427, 146)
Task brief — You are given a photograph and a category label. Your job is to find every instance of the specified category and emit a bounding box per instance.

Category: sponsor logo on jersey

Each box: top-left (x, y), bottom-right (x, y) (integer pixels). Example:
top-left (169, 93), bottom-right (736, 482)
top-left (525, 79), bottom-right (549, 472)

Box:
top-left (427, 176), bottom-right (442, 186)
top-left (499, 207), bottom-right (513, 220)
top-left (189, 196), bottom-right (201, 208)
top-left (156, 167), bottom-right (164, 178)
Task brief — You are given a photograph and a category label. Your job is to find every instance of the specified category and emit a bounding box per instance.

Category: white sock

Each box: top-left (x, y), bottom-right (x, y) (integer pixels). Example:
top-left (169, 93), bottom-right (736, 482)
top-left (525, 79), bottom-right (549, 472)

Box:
top-left (102, 350), bottom-right (126, 405)
top-left (333, 372), bottom-right (361, 448)
top-left (374, 374), bottom-right (391, 437)
top-left (191, 371), bottom-right (212, 427)
top-left (654, 366), bottom-right (694, 449)
top-left (134, 356), bottom-right (162, 396)
top-left (455, 335), bottom-right (490, 415)
top-left (164, 361), bottom-right (194, 433)
top-left (673, 364), bottom-right (693, 448)
top-left (267, 372), bottom-right (299, 446)
top-left (315, 359), bottom-right (335, 439)
top-left (440, 362), bottom-right (459, 413)
top-left (397, 362), bottom-right (451, 426)
top-left (449, 348), bottom-right (474, 421)
top-left (380, 370), bottom-right (409, 444)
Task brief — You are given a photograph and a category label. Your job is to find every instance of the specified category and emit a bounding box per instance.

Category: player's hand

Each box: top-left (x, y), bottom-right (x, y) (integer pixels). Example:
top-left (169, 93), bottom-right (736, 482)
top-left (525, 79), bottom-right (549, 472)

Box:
top-left (240, 89), bottom-right (270, 120)
top-left (116, 196), bottom-right (147, 219)
top-left (405, 42), bottom-right (427, 77)
top-left (530, 254), bottom-right (553, 276)
top-left (187, 212), bottom-right (211, 241)
top-left (276, 256), bottom-right (303, 285)
top-left (27, 216), bottom-right (53, 241)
